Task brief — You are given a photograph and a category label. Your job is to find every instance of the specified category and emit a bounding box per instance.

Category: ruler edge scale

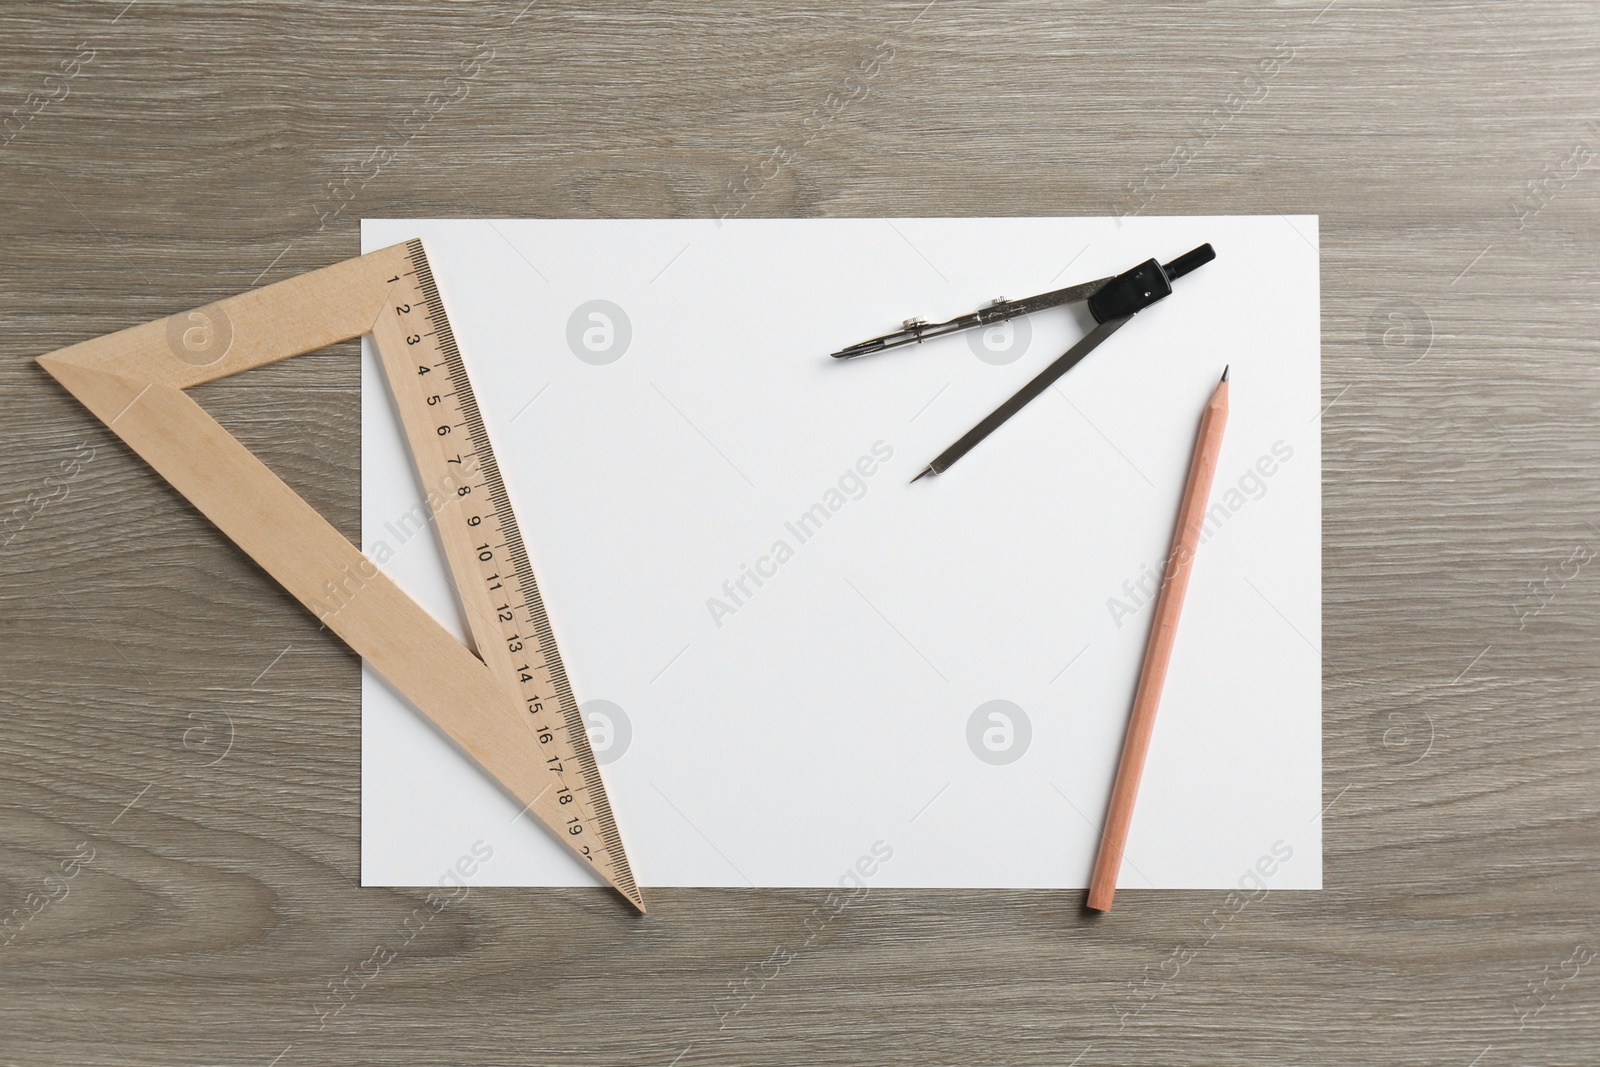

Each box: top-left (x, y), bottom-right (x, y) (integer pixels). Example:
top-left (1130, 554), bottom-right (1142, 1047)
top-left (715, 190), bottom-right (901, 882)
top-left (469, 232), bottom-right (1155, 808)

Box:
top-left (374, 241), bottom-right (640, 906)
top-left (35, 239), bottom-right (644, 912)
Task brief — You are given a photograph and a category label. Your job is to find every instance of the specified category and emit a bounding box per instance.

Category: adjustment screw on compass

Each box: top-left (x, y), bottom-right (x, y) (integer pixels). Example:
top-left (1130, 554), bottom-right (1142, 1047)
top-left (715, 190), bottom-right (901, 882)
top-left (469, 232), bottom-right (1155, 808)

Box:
top-left (968, 311), bottom-right (1032, 367)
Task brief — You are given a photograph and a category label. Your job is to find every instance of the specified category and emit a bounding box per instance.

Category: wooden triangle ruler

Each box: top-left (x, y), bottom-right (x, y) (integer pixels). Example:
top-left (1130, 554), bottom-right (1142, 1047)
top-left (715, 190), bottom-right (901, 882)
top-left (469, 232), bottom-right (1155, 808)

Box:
top-left (37, 239), bottom-right (644, 912)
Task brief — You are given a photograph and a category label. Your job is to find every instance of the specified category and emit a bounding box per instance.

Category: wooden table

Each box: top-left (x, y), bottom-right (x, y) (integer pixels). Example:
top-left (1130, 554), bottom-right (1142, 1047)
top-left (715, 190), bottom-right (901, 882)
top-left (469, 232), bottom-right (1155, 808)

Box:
top-left (3, 2), bottom-right (1596, 1063)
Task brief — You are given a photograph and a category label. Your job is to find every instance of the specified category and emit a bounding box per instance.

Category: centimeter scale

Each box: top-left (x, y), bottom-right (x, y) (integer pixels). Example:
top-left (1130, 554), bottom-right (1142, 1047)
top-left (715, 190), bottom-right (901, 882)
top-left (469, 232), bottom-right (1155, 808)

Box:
top-left (37, 240), bottom-right (643, 911)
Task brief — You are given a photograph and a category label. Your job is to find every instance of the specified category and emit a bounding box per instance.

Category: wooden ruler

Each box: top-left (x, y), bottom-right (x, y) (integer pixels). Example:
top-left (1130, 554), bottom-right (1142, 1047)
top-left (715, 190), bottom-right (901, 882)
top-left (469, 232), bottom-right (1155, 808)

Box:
top-left (37, 240), bottom-right (642, 911)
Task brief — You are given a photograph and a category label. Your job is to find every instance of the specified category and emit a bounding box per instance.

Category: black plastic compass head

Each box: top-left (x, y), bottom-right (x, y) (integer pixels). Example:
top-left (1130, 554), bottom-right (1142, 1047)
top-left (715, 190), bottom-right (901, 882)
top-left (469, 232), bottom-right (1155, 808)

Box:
top-left (1087, 243), bottom-right (1215, 324)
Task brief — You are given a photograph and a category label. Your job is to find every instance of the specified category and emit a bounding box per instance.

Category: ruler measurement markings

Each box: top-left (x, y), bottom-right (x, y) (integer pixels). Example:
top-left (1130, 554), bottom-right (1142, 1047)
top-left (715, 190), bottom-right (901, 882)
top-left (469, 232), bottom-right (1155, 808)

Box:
top-left (39, 238), bottom-right (641, 910)
top-left (401, 241), bottom-right (636, 903)
top-left (413, 255), bottom-right (608, 823)
top-left (405, 266), bottom-right (576, 761)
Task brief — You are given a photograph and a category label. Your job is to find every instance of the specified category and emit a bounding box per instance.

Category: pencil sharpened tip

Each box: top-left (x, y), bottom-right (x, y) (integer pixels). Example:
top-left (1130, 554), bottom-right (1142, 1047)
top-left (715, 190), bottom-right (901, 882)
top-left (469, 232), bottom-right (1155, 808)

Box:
top-left (910, 466), bottom-right (934, 484)
top-left (1221, 365), bottom-right (1229, 382)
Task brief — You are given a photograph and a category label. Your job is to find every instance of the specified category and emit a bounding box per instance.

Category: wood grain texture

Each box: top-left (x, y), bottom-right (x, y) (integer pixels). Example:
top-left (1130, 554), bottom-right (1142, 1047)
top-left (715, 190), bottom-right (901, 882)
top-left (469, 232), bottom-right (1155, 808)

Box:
top-left (2, 1), bottom-right (1597, 1064)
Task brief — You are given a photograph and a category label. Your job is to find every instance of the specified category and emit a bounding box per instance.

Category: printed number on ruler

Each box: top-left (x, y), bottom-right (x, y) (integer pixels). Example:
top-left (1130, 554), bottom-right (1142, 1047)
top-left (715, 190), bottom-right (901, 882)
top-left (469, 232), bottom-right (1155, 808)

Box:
top-left (383, 241), bottom-right (634, 894)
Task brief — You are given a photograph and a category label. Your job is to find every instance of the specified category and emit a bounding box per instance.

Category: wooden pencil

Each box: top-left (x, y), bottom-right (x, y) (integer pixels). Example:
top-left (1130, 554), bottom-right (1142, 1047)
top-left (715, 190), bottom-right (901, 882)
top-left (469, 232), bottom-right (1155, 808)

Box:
top-left (1087, 367), bottom-right (1231, 912)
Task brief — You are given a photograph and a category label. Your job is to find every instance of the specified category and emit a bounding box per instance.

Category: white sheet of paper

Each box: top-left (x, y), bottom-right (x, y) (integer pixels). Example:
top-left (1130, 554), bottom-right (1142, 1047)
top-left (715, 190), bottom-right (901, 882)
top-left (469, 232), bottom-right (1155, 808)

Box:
top-left (360, 216), bottom-right (1321, 891)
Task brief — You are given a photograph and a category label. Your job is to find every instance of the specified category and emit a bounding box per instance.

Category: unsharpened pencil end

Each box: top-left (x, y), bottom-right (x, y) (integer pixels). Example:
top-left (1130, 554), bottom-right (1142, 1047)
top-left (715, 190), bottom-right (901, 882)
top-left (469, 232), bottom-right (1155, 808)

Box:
top-left (910, 466), bottom-right (935, 484)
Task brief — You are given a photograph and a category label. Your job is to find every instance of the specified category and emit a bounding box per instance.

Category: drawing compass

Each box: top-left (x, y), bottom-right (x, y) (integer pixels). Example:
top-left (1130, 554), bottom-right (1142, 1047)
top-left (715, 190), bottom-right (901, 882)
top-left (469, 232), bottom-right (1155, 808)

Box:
top-left (832, 243), bottom-right (1215, 480)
